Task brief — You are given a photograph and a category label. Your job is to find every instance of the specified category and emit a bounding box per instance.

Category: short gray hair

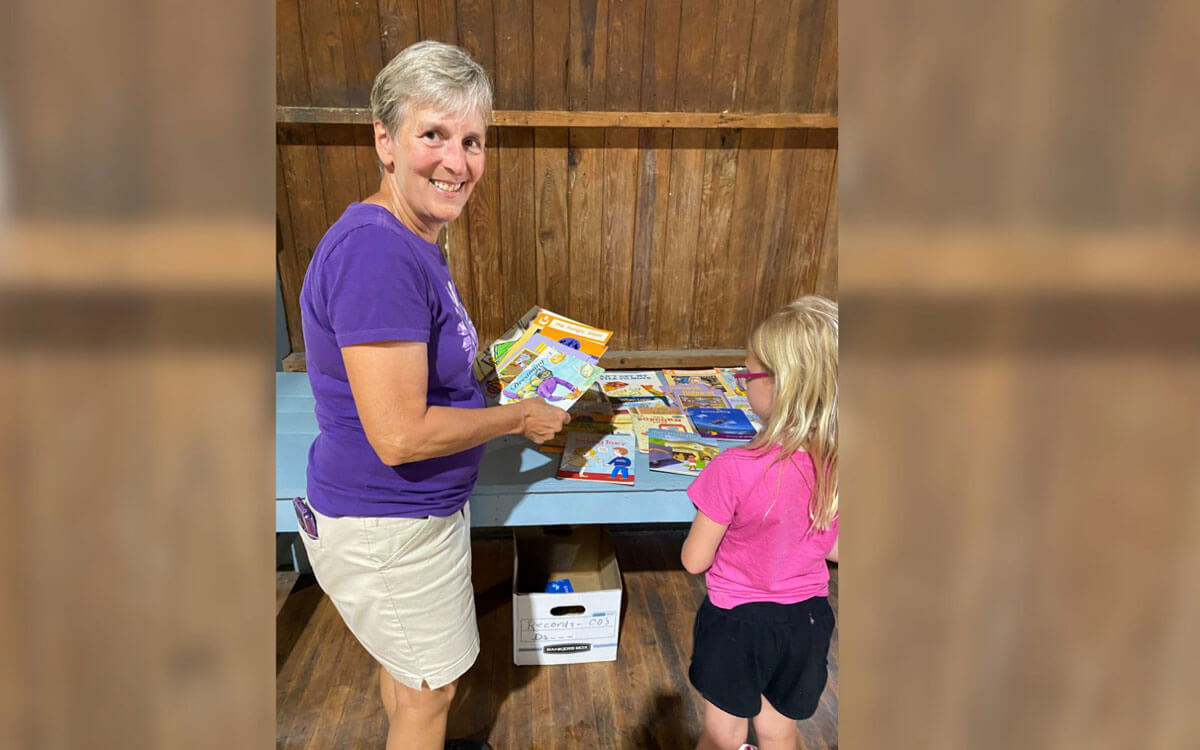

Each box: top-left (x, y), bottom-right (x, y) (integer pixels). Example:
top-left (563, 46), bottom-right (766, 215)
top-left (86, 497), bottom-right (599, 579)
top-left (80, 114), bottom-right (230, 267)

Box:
top-left (370, 41), bottom-right (493, 134)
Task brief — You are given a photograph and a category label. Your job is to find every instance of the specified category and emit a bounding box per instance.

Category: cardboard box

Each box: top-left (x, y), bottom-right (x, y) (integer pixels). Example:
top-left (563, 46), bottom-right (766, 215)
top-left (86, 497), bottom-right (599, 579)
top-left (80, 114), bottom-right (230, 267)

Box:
top-left (512, 525), bottom-right (623, 665)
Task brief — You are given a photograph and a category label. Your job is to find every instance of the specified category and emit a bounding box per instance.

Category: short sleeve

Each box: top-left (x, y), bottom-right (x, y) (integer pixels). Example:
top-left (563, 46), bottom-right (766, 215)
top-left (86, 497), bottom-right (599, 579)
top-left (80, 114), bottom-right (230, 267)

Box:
top-left (324, 226), bottom-right (433, 347)
top-left (686, 451), bottom-right (741, 525)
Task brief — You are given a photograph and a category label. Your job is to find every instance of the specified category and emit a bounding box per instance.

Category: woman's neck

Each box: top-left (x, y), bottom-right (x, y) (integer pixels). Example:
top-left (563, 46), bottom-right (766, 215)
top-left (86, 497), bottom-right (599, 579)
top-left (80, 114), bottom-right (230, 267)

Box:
top-left (367, 175), bottom-right (442, 244)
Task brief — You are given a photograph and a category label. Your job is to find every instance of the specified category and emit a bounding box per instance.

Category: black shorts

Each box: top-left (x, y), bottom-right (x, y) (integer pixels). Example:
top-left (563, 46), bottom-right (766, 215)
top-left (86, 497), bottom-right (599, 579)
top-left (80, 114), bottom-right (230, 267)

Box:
top-left (688, 595), bottom-right (835, 720)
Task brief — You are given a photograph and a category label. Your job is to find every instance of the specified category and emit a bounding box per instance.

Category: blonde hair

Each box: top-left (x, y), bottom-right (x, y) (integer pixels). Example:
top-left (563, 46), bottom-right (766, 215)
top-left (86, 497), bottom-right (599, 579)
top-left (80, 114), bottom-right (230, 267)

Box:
top-left (746, 295), bottom-right (838, 531)
top-left (370, 40), bottom-right (493, 135)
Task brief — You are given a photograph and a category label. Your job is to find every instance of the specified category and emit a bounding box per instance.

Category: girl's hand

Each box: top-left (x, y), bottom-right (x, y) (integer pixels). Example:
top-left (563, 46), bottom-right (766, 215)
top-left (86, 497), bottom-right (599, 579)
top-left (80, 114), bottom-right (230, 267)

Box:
top-left (516, 397), bottom-right (571, 443)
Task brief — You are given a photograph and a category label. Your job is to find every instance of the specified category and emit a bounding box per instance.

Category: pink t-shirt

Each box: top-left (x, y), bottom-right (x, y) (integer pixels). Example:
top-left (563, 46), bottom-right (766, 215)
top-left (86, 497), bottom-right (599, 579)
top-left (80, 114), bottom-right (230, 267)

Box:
top-left (687, 445), bottom-right (837, 609)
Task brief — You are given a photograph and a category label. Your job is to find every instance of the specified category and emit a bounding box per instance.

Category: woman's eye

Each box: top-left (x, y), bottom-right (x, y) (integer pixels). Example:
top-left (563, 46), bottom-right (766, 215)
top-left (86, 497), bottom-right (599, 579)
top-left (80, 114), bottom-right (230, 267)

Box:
top-left (421, 131), bottom-right (439, 142)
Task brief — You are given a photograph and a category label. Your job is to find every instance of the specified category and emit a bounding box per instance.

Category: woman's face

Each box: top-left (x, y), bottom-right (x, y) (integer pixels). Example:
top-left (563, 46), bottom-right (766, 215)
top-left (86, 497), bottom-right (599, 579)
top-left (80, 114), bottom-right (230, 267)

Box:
top-left (745, 352), bottom-right (775, 421)
top-left (375, 106), bottom-right (486, 241)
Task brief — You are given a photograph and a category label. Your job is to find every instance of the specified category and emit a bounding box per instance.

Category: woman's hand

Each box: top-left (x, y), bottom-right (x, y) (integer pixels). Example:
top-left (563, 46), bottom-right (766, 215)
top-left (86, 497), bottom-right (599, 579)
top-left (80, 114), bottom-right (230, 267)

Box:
top-left (516, 398), bottom-right (571, 443)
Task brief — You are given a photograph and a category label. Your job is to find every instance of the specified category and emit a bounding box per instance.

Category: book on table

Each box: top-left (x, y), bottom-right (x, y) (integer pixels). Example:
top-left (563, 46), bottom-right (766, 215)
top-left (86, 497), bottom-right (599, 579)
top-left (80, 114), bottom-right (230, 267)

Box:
top-left (646, 429), bottom-right (720, 477)
top-left (557, 432), bottom-right (636, 484)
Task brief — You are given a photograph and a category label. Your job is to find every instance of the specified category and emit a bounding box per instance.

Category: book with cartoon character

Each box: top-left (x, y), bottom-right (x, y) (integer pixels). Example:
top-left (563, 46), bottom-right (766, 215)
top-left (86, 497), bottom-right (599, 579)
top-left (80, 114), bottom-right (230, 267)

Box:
top-left (496, 333), bottom-right (594, 387)
top-left (664, 384), bottom-right (730, 410)
top-left (499, 348), bottom-right (604, 411)
top-left (596, 370), bottom-right (667, 399)
top-left (631, 408), bottom-right (697, 451)
top-left (557, 432), bottom-right (636, 484)
top-left (646, 429), bottom-right (721, 477)
top-left (662, 368), bottom-right (727, 391)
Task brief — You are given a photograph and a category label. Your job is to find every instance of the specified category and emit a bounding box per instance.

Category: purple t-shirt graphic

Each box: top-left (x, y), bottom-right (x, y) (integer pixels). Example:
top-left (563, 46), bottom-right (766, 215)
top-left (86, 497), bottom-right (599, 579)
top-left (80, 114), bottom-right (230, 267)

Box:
top-left (299, 203), bottom-right (484, 518)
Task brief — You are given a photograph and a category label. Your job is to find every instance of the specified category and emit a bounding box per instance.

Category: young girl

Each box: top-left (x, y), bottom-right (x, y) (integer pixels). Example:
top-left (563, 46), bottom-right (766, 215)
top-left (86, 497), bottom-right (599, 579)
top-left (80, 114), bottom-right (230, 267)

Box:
top-left (681, 296), bottom-right (839, 750)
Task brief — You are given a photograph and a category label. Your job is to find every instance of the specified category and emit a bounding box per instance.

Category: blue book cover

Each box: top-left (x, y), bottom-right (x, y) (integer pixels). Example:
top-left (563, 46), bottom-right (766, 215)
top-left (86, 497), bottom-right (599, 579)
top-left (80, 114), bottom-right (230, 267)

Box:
top-left (684, 407), bottom-right (758, 440)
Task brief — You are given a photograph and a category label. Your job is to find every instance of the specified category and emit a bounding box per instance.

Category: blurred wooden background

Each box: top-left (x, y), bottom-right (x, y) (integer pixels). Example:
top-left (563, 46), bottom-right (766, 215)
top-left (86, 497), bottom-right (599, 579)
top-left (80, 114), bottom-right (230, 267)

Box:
top-left (276, 0), bottom-right (838, 362)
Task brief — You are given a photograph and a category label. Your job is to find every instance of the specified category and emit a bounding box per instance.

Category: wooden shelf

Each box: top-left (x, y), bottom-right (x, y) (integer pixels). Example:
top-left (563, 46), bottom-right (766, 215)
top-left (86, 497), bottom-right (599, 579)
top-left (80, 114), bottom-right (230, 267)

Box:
top-left (277, 106), bottom-right (837, 130)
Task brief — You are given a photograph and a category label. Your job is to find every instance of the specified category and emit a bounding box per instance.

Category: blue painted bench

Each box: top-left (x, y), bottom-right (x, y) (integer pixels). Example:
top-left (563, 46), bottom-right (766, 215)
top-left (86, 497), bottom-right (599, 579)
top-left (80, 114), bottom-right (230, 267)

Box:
top-left (277, 372), bottom-right (720, 531)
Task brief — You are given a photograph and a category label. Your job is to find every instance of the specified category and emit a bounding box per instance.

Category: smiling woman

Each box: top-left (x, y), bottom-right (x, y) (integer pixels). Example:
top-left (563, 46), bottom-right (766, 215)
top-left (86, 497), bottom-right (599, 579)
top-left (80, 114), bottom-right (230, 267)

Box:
top-left (294, 41), bottom-right (570, 750)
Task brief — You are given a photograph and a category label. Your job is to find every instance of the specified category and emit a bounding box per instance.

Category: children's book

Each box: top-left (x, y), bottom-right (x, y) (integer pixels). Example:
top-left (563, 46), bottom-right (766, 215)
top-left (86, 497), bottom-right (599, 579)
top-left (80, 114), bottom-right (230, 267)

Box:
top-left (518, 309), bottom-right (613, 363)
top-left (557, 432), bottom-right (636, 484)
top-left (475, 306), bottom-right (541, 380)
top-left (685, 407), bottom-right (758, 440)
top-left (596, 370), bottom-right (668, 399)
top-left (496, 333), bottom-right (591, 386)
top-left (726, 394), bottom-right (764, 432)
top-left (646, 429), bottom-right (720, 476)
top-left (500, 349), bottom-right (604, 411)
top-left (665, 384), bottom-right (730, 410)
top-left (662, 368), bottom-right (727, 391)
top-left (632, 409), bottom-right (696, 452)
top-left (538, 419), bottom-right (621, 454)
top-left (716, 367), bottom-right (749, 397)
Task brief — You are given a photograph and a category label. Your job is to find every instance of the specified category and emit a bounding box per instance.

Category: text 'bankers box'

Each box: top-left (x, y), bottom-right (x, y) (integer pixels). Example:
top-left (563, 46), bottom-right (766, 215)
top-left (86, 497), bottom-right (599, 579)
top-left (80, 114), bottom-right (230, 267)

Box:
top-left (512, 525), bottom-right (623, 665)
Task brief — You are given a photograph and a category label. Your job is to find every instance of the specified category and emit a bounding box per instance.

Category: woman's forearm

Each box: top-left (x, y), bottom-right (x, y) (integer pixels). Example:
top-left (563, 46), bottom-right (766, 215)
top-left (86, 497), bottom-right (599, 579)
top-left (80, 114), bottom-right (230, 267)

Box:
top-left (375, 402), bottom-right (526, 465)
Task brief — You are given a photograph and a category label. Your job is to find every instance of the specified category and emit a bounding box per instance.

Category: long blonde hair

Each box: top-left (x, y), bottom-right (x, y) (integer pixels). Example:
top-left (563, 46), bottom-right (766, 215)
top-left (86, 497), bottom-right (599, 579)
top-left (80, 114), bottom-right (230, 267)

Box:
top-left (746, 296), bottom-right (838, 531)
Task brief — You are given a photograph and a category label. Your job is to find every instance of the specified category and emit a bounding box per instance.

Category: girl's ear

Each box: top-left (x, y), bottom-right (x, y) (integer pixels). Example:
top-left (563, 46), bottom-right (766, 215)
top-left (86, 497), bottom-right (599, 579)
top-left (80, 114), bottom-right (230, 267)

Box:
top-left (373, 120), bottom-right (395, 170)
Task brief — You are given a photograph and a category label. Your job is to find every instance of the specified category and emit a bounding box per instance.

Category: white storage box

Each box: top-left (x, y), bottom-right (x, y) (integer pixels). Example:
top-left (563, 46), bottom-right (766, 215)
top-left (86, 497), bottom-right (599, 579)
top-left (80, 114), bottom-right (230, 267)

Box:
top-left (512, 525), bottom-right (623, 665)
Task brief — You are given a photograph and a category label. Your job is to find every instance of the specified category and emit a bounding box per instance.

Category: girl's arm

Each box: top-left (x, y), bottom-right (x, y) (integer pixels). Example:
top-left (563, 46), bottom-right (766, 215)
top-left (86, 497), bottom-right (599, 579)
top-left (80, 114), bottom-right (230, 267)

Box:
top-left (827, 538), bottom-right (839, 563)
top-left (343, 340), bottom-right (570, 465)
top-left (681, 510), bottom-right (729, 574)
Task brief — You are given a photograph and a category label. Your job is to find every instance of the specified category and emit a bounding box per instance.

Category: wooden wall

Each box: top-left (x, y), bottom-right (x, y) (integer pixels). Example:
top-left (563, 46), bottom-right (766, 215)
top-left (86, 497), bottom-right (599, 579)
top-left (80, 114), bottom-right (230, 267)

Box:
top-left (277, 0), bottom-right (837, 361)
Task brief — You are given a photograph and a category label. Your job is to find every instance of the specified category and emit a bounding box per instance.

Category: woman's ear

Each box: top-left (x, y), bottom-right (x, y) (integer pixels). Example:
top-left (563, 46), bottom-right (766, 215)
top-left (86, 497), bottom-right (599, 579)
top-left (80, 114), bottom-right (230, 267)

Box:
top-left (373, 120), bottom-right (394, 170)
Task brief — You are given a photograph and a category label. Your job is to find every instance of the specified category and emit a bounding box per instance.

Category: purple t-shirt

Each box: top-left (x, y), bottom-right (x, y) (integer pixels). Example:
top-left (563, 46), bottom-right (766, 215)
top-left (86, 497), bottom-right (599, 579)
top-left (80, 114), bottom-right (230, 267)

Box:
top-left (299, 202), bottom-right (484, 518)
top-left (687, 445), bottom-right (838, 608)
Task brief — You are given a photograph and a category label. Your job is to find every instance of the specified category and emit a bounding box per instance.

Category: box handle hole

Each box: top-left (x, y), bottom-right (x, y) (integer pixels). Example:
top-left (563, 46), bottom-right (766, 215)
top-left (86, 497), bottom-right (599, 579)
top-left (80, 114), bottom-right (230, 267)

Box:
top-left (550, 605), bottom-right (585, 616)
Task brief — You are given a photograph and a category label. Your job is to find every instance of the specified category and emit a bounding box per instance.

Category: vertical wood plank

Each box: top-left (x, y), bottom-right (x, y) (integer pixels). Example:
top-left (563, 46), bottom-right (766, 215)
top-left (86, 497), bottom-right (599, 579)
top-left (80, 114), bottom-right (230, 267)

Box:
top-left (753, 128), bottom-right (808, 323)
top-left (689, 128), bottom-right (742, 348)
top-left (495, 0), bottom-right (534, 110)
top-left (298, 0), bottom-right (351, 106)
top-left (354, 126), bottom-right (380, 200)
top-left (534, 128), bottom-right (571, 315)
top-left (742, 0), bottom-right (789, 113)
top-left (418, 0), bottom-right (459, 42)
top-left (638, 0), bottom-right (681, 110)
top-left (709, 0), bottom-right (755, 112)
top-left (600, 128), bottom-right (639, 348)
top-left (778, 0), bottom-right (828, 112)
top-left (815, 150), bottom-right (838, 299)
top-left (378, 0), bottom-right (422, 61)
top-left (532, 0), bottom-right (569, 110)
top-left (604, 0), bottom-right (644, 111)
top-left (498, 127), bottom-right (538, 326)
top-left (653, 129), bottom-right (706, 347)
top-left (794, 128), bottom-right (838, 297)
top-left (811, 0), bottom-right (837, 111)
top-left (456, 0), bottom-right (497, 85)
top-left (566, 128), bottom-right (605, 324)
top-left (276, 152), bottom-right (305, 353)
top-left (339, 0), bottom-right (385, 106)
top-left (316, 126), bottom-right (365, 222)
top-left (277, 0), bottom-right (312, 106)
top-left (722, 128), bottom-right (776, 345)
top-left (569, 0), bottom-right (609, 110)
top-left (468, 126), bottom-right (505, 342)
top-left (450, 0), bottom-right (496, 324)
top-left (627, 129), bottom-right (673, 349)
top-left (673, 0), bottom-right (718, 111)
top-left (278, 124), bottom-right (331, 352)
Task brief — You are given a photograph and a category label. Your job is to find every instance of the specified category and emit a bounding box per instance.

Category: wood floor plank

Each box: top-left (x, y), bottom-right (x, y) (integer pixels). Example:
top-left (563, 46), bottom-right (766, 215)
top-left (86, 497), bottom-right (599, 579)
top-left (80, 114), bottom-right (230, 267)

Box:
top-left (276, 532), bottom-right (839, 749)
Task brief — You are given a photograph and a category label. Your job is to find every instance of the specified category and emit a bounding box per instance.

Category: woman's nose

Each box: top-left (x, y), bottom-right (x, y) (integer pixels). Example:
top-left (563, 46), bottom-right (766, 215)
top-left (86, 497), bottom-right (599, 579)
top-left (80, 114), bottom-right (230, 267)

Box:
top-left (442, 142), bottom-right (466, 173)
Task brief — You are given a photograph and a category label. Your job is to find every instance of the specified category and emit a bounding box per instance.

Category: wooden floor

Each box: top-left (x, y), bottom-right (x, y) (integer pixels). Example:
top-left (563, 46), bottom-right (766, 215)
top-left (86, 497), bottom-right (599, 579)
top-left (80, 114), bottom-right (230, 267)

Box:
top-left (276, 529), bottom-right (838, 749)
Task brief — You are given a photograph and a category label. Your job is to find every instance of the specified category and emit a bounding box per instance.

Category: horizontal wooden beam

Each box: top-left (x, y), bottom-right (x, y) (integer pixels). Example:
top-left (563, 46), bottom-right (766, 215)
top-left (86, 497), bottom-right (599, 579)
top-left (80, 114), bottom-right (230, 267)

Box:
top-left (277, 106), bottom-right (837, 130)
top-left (280, 349), bottom-right (747, 372)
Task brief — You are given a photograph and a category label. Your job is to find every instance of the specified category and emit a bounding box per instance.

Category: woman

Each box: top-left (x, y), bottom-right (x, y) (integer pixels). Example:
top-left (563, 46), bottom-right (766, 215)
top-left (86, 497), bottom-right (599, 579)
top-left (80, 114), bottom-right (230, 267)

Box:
top-left (296, 41), bottom-right (569, 750)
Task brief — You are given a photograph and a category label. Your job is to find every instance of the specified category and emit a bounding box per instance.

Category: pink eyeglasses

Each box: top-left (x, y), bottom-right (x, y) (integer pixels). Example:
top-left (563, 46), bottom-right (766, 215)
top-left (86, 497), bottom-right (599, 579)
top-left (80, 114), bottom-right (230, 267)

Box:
top-left (733, 371), bottom-right (772, 384)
